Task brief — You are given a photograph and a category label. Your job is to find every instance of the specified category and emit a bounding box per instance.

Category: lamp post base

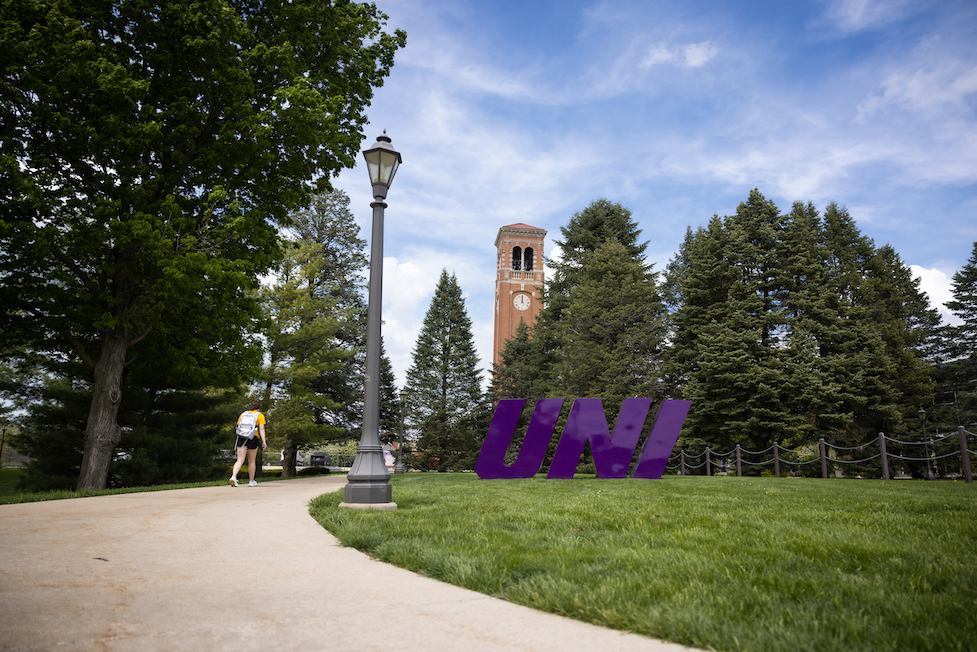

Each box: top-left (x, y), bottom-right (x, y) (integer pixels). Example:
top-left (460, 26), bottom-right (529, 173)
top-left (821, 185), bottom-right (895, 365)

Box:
top-left (338, 500), bottom-right (398, 510)
top-left (341, 478), bottom-right (395, 506)
top-left (341, 443), bottom-right (395, 508)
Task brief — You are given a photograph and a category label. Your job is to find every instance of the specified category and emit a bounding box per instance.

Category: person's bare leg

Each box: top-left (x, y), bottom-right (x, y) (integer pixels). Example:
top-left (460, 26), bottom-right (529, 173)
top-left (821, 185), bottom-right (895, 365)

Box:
top-left (247, 447), bottom-right (258, 483)
top-left (230, 446), bottom-right (247, 486)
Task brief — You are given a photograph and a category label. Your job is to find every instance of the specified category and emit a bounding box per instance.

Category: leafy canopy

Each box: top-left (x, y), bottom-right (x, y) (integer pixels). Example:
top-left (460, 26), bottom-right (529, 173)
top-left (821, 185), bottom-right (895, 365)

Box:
top-left (0, 0), bottom-right (405, 489)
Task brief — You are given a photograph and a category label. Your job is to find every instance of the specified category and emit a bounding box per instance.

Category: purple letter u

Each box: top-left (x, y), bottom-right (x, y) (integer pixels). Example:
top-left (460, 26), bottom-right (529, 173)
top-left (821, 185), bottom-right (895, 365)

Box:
top-left (475, 399), bottom-right (564, 479)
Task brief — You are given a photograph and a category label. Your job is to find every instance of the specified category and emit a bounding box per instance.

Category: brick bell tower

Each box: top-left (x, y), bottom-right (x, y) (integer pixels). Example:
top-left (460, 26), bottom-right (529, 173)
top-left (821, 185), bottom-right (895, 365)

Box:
top-left (493, 223), bottom-right (546, 370)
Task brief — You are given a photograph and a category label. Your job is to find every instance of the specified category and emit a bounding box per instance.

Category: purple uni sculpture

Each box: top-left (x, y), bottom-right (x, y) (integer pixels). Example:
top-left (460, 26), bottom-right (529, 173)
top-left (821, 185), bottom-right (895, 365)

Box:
top-left (475, 398), bottom-right (691, 480)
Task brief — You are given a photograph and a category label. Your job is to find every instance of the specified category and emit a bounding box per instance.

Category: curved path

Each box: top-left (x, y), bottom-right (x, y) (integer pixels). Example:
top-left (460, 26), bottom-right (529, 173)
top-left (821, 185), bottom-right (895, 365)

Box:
top-left (0, 475), bottom-right (697, 651)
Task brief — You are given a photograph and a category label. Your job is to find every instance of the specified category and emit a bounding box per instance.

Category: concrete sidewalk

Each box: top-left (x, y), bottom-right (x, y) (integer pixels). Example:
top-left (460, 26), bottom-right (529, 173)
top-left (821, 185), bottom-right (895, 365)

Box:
top-left (0, 476), bottom-right (698, 651)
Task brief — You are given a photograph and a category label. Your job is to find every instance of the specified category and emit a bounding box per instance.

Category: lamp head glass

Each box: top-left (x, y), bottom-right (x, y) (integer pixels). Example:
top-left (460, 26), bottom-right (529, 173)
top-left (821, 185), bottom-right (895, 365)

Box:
top-left (363, 132), bottom-right (402, 199)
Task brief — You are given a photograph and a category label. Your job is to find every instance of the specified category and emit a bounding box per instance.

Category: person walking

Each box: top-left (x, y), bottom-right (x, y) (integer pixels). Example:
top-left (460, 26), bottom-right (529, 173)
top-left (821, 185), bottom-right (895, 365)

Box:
top-left (230, 401), bottom-right (267, 487)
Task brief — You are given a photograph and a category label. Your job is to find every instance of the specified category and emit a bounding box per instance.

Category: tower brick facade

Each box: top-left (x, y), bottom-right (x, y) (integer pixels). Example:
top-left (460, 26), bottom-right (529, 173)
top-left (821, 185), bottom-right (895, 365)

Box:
top-left (493, 223), bottom-right (546, 370)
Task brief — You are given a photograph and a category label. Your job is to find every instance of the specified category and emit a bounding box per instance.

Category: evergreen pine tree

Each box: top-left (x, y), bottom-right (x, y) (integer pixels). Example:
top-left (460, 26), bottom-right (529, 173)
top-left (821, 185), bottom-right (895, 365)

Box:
top-left (405, 270), bottom-right (487, 471)
top-left (112, 387), bottom-right (244, 487)
top-left (289, 191), bottom-right (371, 438)
top-left (664, 217), bottom-right (735, 391)
top-left (5, 285), bottom-right (263, 489)
top-left (9, 351), bottom-right (249, 490)
top-left (534, 198), bottom-right (656, 398)
top-left (811, 203), bottom-right (897, 442)
top-left (668, 192), bottom-right (935, 456)
top-left (946, 242), bottom-right (977, 360)
top-left (490, 319), bottom-right (544, 401)
top-left (866, 246), bottom-right (939, 416)
top-left (11, 371), bottom-right (90, 491)
top-left (546, 198), bottom-right (648, 323)
top-left (677, 191), bottom-right (810, 450)
top-left (288, 190), bottom-right (369, 316)
top-left (778, 201), bottom-right (841, 437)
top-left (278, 190), bottom-right (401, 443)
top-left (936, 242), bottom-right (977, 432)
top-left (378, 340), bottom-right (401, 441)
top-left (554, 240), bottom-right (666, 407)
top-left (259, 239), bottom-right (348, 477)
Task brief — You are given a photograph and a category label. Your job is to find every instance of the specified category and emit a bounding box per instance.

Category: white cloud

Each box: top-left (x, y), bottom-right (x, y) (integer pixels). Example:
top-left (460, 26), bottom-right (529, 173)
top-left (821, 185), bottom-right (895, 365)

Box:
top-left (821, 0), bottom-right (918, 34)
top-left (683, 42), bottom-right (719, 68)
top-left (661, 138), bottom-right (890, 202)
top-left (400, 44), bottom-right (542, 103)
top-left (911, 265), bottom-right (963, 326)
top-left (858, 62), bottom-right (977, 118)
top-left (379, 256), bottom-right (446, 388)
top-left (642, 46), bottom-right (674, 67)
top-left (378, 243), bottom-right (512, 387)
top-left (640, 41), bottom-right (718, 69)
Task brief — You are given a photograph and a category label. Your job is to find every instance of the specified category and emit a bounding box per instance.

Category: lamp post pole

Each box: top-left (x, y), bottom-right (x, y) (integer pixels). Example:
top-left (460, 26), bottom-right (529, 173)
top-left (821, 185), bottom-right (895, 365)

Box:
top-left (341, 133), bottom-right (402, 509)
top-left (919, 407), bottom-right (935, 481)
top-left (395, 390), bottom-right (408, 474)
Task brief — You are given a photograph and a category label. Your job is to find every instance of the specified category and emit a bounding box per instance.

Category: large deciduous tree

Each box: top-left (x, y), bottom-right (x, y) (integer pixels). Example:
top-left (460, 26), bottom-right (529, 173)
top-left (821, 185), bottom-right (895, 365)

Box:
top-left (0, 0), bottom-right (405, 489)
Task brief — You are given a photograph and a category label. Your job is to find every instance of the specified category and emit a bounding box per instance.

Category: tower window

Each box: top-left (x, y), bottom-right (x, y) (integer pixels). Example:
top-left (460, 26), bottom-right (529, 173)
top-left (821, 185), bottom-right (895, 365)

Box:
top-left (512, 246), bottom-right (522, 270)
top-left (524, 247), bottom-right (534, 271)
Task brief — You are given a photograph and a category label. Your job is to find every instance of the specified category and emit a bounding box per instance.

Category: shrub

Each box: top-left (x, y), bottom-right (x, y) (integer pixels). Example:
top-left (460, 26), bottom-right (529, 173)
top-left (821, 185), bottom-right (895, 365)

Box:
top-left (297, 467), bottom-right (331, 477)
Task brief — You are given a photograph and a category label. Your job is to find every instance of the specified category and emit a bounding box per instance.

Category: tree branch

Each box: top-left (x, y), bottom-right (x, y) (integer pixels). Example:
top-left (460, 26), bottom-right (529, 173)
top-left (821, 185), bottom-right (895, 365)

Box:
top-left (61, 329), bottom-right (97, 371)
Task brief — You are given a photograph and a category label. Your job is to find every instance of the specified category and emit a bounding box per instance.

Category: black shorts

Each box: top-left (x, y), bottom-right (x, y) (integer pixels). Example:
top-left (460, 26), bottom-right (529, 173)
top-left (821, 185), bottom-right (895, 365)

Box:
top-left (236, 436), bottom-right (261, 450)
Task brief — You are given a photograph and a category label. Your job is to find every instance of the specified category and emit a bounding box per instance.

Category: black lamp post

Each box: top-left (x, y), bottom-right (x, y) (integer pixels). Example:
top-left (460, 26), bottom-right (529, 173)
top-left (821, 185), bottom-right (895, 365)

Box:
top-left (395, 390), bottom-right (409, 474)
top-left (341, 132), bottom-right (402, 509)
top-left (919, 407), bottom-right (936, 481)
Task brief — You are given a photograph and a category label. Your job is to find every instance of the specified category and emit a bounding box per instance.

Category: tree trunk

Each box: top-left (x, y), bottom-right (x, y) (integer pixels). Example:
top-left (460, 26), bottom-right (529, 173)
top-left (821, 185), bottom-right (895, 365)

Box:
top-left (260, 373), bottom-right (275, 479)
top-left (281, 437), bottom-right (297, 478)
top-left (76, 329), bottom-right (128, 490)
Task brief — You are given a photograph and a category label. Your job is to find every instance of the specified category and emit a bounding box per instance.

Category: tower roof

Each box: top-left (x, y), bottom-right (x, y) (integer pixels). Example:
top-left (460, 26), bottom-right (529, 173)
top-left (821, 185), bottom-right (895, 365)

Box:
top-left (495, 223), bottom-right (546, 247)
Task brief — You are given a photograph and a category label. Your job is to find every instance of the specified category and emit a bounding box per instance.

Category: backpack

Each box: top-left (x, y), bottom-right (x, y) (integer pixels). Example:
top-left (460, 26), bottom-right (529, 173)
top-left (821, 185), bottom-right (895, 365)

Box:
top-left (236, 411), bottom-right (260, 439)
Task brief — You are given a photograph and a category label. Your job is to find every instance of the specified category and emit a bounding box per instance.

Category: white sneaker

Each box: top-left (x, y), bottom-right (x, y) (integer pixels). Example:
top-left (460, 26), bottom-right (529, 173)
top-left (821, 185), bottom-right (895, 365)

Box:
top-left (248, 480), bottom-right (257, 487)
top-left (229, 477), bottom-right (238, 487)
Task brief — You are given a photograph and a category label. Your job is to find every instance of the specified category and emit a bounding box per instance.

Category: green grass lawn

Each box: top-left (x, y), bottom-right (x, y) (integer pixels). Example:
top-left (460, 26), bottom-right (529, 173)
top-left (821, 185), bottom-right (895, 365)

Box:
top-left (310, 474), bottom-right (977, 652)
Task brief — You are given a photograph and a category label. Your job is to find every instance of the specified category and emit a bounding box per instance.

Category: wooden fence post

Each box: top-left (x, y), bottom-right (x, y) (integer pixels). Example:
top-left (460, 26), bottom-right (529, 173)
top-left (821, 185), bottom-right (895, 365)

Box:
top-left (959, 426), bottom-right (973, 484)
top-left (735, 444), bottom-right (742, 477)
top-left (680, 450), bottom-right (686, 476)
top-left (819, 438), bottom-right (828, 479)
top-left (773, 441), bottom-right (780, 478)
top-left (879, 433), bottom-right (889, 481)
top-left (706, 447), bottom-right (712, 477)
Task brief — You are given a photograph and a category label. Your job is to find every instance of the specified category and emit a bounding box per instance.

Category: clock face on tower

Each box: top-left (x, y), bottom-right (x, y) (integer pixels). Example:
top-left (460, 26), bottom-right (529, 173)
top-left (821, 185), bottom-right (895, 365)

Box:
top-left (513, 294), bottom-right (531, 311)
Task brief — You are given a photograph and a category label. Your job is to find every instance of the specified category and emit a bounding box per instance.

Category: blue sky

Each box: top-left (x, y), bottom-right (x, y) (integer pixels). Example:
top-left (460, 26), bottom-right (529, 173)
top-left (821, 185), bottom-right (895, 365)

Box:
top-left (329, 0), bottom-right (977, 388)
